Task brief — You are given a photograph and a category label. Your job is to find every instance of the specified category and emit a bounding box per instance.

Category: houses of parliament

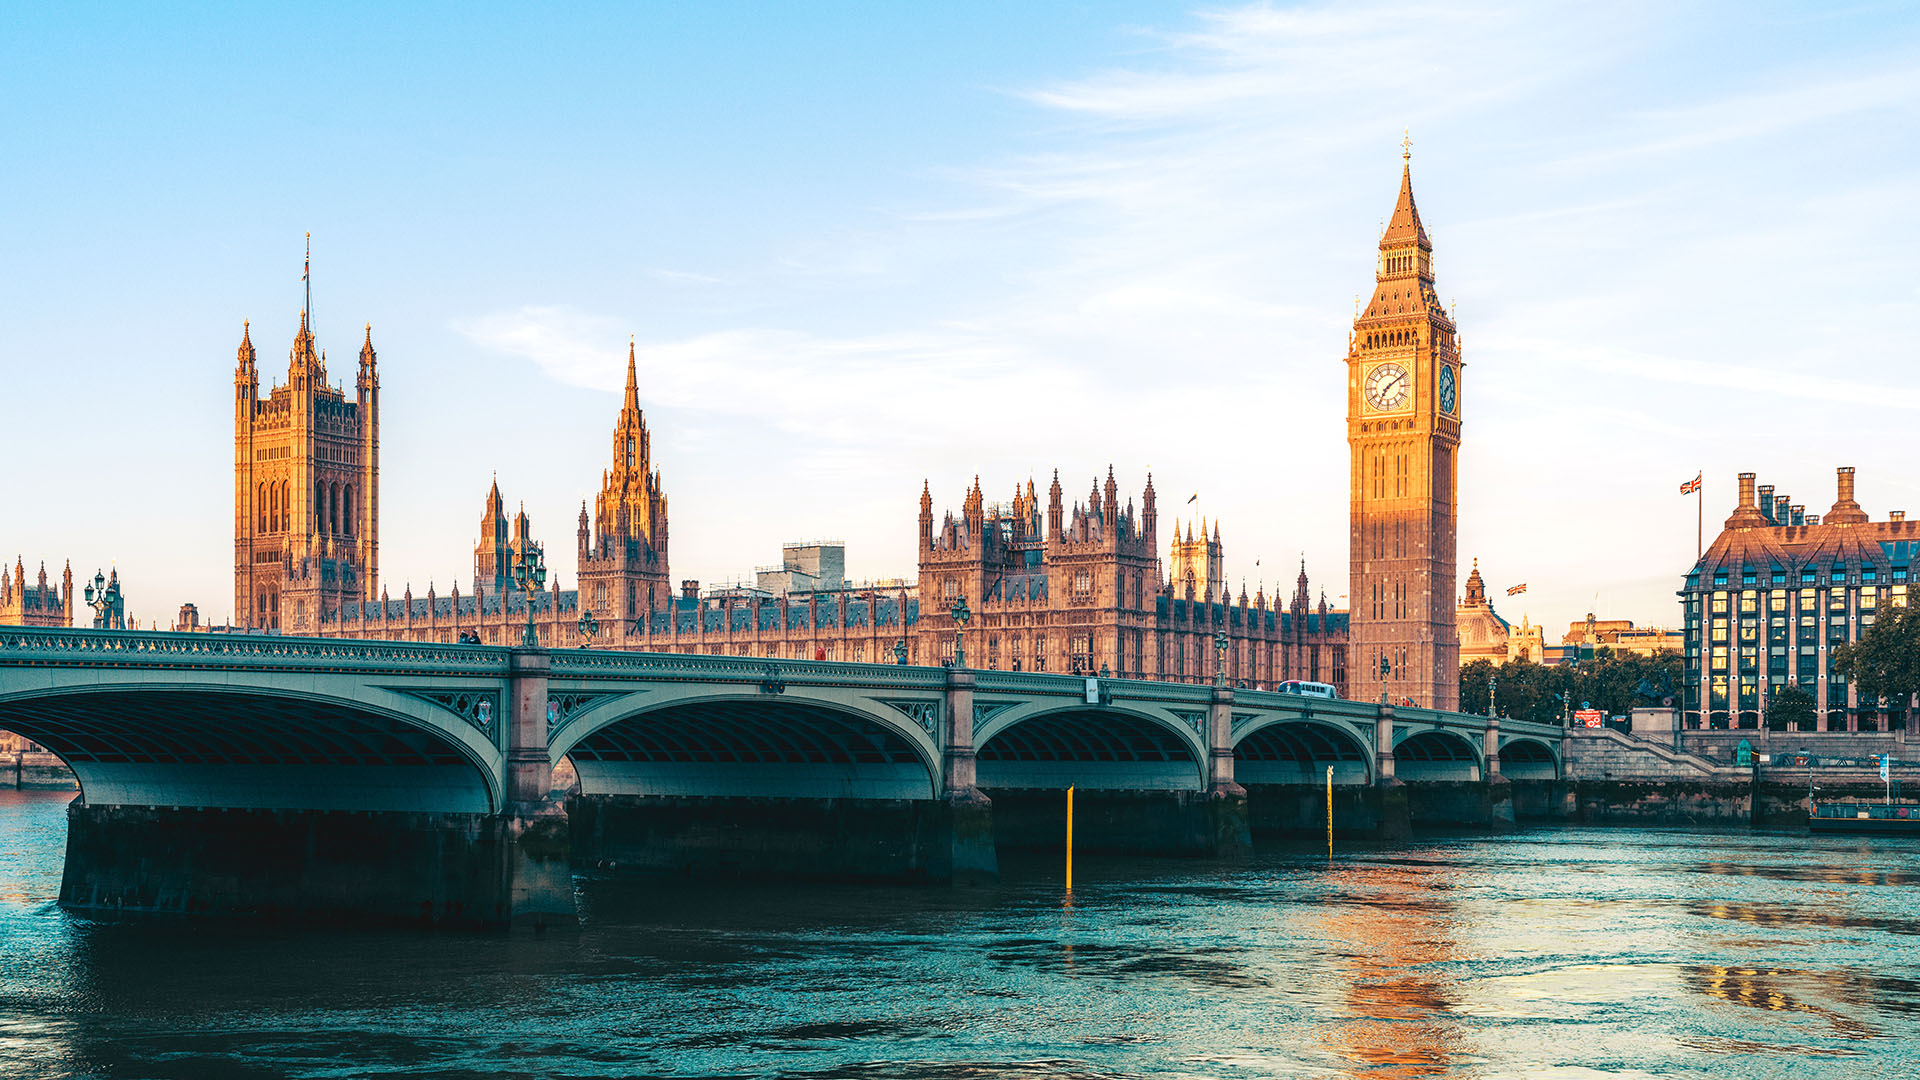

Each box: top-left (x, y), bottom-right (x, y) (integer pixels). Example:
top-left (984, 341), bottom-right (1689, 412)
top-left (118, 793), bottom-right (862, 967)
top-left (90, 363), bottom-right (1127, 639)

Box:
top-left (225, 153), bottom-right (1463, 704)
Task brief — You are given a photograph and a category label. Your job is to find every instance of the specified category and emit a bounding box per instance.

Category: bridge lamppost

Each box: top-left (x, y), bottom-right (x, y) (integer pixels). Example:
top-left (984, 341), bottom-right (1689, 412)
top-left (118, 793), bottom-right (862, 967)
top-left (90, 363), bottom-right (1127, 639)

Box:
top-left (950, 596), bottom-right (971, 668)
top-left (511, 546), bottom-right (546, 648)
top-left (1213, 629), bottom-right (1230, 687)
top-left (1488, 673), bottom-right (1498, 718)
top-left (893, 637), bottom-right (909, 665)
top-left (83, 570), bottom-right (122, 630)
top-left (578, 608), bottom-right (598, 649)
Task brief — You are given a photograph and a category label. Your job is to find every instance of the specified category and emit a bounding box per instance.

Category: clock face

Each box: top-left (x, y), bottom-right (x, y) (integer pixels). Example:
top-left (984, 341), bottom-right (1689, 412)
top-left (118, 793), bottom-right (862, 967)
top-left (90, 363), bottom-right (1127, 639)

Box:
top-left (1439, 364), bottom-right (1457, 414)
top-left (1365, 363), bottom-right (1410, 411)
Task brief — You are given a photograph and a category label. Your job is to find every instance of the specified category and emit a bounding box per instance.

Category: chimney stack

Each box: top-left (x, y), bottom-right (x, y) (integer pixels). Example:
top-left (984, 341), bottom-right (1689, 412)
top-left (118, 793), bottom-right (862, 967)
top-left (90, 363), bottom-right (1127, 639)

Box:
top-left (1727, 472), bottom-right (1768, 529)
top-left (1826, 466), bottom-right (1868, 524)
top-left (1893, 511), bottom-right (1907, 523)
top-left (1791, 504), bottom-right (1805, 526)
top-left (1758, 484), bottom-right (1775, 521)
top-left (1774, 496), bottom-right (1790, 524)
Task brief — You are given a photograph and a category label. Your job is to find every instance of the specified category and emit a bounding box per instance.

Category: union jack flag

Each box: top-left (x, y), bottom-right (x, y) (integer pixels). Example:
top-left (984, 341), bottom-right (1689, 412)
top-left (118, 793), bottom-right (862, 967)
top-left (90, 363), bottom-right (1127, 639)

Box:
top-left (1507, 583), bottom-right (1527, 596)
top-left (1679, 473), bottom-right (1701, 495)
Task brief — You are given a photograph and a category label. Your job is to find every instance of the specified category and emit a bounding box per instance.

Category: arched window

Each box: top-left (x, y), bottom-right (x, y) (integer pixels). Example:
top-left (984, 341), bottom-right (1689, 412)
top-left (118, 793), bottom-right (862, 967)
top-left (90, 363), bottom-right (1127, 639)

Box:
top-left (269, 483), bottom-right (280, 532)
top-left (329, 482), bottom-right (340, 535)
top-left (259, 483), bottom-right (268, 532)
top-left (342, 485), bottom-right (353, 536)
top-left (316, 482), bottom-right (325, 529)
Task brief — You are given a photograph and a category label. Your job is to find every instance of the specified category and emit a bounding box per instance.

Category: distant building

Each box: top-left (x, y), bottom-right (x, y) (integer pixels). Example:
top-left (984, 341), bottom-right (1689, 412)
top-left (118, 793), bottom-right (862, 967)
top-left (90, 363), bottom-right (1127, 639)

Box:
top-left (474, 479), bottom-right (546, 595)
top-left (1456, 560), bottom-right (1547, 665)
top-left (0, 557), bottom-right (72, 627)
top-left (1168, 519), bottom-right (1226, 604)
top-left (757, 542), bottom-right (847, 595)
top-left (1682, 468), bottom-right (1916, 732)
top-left (1559, 614), bottom-right (1682, 658)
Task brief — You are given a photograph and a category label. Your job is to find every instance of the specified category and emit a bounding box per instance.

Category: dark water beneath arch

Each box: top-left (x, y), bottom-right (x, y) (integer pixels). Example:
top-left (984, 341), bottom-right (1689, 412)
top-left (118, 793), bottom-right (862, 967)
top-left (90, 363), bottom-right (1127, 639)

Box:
top-left (4, 789), bottom-right (1918, 1079)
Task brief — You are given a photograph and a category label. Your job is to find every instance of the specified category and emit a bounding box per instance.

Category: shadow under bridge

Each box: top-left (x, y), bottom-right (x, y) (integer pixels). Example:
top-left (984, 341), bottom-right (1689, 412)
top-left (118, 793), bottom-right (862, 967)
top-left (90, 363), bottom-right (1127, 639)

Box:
top-left (554, 696), bottom-right (941, 800)
top-left (0, 687), bottom-right (500, 813)
top-left (974, 706), bottom-right (1204, 791)
top-left (1232, 718), bottom-right (1373, 785)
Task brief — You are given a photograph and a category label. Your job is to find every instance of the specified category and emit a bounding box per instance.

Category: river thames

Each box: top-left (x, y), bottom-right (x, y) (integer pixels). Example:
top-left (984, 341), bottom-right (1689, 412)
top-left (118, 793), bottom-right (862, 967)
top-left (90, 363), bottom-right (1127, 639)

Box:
top-left (3, 789), bottom-right (1917, 1079)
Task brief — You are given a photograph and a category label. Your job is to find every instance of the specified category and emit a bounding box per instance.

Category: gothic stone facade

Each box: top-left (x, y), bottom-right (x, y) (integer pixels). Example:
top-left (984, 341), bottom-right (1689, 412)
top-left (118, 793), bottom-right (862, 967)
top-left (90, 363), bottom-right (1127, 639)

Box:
top-left (914, 472), bottom-right (1349, 690)
top-left (0, 558), bottom-right (72, 628)
top-left (232, 303), bottom-right (379, 633)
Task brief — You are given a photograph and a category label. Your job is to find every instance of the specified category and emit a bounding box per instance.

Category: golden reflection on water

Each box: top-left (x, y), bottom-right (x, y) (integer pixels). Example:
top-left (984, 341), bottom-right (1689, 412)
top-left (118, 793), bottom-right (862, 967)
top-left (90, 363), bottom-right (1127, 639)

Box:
top-left (1302, 862), bottom-right (1465, 1079)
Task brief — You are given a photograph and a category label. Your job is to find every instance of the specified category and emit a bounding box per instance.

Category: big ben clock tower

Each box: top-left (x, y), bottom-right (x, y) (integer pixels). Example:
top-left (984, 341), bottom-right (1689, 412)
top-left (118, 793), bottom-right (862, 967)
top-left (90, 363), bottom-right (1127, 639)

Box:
top-left (1347, 139), bottom-right (1461, 710)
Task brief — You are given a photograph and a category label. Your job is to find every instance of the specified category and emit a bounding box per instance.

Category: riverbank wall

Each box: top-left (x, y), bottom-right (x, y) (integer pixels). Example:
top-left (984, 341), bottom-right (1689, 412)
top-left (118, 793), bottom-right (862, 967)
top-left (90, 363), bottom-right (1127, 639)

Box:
top-left (3, 750), bottom-right (76, 789)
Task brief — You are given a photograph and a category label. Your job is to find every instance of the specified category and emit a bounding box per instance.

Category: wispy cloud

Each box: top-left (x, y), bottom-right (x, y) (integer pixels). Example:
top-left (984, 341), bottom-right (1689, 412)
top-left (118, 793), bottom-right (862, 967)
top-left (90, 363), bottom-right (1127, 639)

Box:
top-left (646, 267), bottom-right (727, 285)
top-left (1548, 65), bottom-right (1920, 169)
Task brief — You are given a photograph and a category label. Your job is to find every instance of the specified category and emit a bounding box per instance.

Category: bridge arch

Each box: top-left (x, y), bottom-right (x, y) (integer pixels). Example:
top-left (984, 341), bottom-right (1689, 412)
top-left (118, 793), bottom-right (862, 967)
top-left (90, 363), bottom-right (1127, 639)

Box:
top-left (1393, 728), bottom-right (1483, 782)
top-left (1498, 736), bottom-right (1559, 780)
top-left (551, 690), bottom-right (942, 800)
top-left (974, 703), bottom-right (1205, 791)
top-left (0, 683), bottom-right (502, 813)
top-left (1232, 718), bottom-right (1373, 785)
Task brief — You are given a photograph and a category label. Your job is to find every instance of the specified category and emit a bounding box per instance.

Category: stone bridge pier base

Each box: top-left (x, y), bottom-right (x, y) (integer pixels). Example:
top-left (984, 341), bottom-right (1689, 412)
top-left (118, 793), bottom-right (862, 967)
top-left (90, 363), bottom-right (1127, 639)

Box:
top-left (1484, 717), bottom-right (1516, 832)
top-left (1373, 704), bottom-right (1413, 841)
top-left (1206, 686), bottom-right (1252, 856)
top-left (940, 670), bottom-right (999, 882)
top-left (502, 647), bottom-right (576, 929)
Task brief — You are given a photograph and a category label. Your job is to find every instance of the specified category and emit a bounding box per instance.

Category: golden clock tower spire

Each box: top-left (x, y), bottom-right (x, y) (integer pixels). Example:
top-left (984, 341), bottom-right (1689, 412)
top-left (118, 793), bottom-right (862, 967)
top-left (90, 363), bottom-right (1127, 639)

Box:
top-left (1347, 143), bottom-right (1462, 709)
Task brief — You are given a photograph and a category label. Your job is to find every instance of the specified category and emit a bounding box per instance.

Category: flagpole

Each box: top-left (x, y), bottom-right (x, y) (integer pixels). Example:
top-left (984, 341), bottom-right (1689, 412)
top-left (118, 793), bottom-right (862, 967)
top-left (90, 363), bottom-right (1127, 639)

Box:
top-left (1697, 469), bottom-right (1703, 562)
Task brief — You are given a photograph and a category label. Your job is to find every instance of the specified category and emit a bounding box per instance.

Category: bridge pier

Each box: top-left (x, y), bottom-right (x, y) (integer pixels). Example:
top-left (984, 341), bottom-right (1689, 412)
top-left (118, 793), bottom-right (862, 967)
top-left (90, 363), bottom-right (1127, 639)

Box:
top-left (1485, 717), bottom-right (1516, 832)
top-left (1206, 686), bottom-right (1252, 856)
top-left (502, 647), bottom-right (576, 928)
top-left (1373, 703), bottom-right (1412, 840)
top-left (940, 669), bottom-right (999, 882)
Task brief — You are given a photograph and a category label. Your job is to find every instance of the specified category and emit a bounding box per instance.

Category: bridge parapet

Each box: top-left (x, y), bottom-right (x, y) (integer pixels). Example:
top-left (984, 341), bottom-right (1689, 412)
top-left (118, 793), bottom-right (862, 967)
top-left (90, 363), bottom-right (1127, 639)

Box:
top-left (549, 649), bottom-right (948, 689)
top-left (0, 626), bottom-right (505, 676)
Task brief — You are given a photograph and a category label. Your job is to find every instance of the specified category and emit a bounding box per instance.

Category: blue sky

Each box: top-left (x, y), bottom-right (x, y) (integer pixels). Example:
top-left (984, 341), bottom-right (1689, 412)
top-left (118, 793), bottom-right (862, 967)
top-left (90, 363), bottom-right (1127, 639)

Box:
top-left (3, 1), bottom-right (1918, 640)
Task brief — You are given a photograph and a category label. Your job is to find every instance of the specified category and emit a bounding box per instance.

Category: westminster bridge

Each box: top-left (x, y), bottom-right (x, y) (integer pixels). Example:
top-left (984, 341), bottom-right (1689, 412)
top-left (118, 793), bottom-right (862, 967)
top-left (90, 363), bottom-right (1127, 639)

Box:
top-left (0, 627), bottom-right (1564, 928)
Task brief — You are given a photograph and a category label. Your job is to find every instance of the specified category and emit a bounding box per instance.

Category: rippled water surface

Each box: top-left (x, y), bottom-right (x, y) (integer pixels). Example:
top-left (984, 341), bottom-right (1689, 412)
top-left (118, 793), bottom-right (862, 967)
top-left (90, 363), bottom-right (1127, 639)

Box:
top-left (4, 789), bottom-right (1918, 1079)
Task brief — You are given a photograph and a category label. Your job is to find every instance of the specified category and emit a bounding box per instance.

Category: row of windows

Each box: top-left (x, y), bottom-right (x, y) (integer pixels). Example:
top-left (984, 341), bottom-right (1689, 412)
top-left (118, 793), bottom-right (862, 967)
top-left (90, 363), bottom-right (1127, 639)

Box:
top-left (1697, 566), bottom-right (1908, 588)
top-left (254, 479), bottom-right (356, 538)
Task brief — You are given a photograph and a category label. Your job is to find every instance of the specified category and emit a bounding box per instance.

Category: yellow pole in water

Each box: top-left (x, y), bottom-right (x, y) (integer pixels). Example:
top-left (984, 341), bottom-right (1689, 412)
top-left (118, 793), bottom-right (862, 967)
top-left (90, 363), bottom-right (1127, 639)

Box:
top-left (1065, 785), bottom-right (1075, 892)
top-left (1326, 764), bottom-right (1334, 860)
